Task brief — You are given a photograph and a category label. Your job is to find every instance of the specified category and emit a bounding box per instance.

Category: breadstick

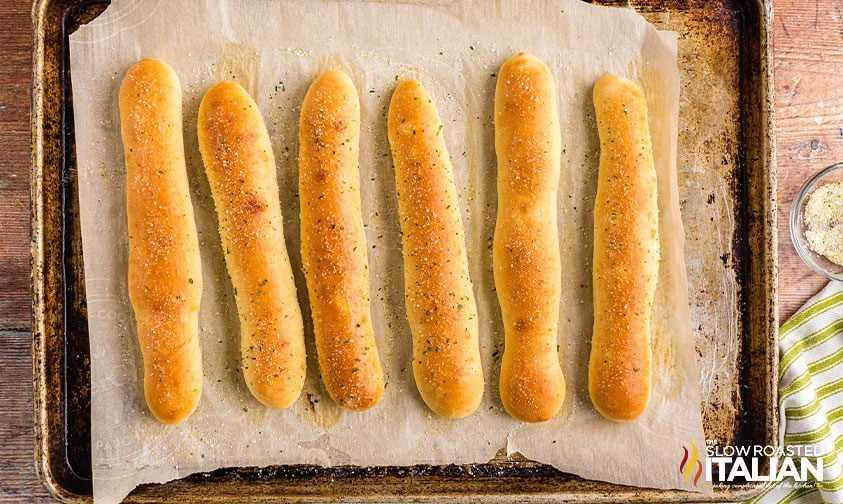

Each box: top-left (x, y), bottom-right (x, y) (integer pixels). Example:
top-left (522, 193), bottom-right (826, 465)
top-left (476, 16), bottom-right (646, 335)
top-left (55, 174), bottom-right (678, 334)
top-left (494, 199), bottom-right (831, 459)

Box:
top-left (493, 52), bottom-right (566, 423)
top-left (387, 79), bottom-right (484, 419)
top-left (197, 80), bottom-right (305, 409)
top-left (589, 74), bottom-right (659, 422)
top-left (120, 58), bottom-right (203, 424)
top-left (298, 70), bottom-right (384, 411)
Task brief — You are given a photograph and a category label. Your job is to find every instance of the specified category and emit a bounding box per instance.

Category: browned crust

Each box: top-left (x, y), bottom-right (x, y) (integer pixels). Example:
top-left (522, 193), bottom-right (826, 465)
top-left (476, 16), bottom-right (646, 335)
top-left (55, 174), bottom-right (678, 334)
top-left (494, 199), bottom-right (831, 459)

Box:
top-left (589, 74), bottom-right (659, 422)
top-left (120, 58), bottom-right (203, 424)
top-left (197, 80), bottom-right (305, 409)
top-left (299, 70), bottom-right (384, 411)
top-left (493, 52), bottom-right (566, 423)
top-left (387, 79), bottom-right (484, 419)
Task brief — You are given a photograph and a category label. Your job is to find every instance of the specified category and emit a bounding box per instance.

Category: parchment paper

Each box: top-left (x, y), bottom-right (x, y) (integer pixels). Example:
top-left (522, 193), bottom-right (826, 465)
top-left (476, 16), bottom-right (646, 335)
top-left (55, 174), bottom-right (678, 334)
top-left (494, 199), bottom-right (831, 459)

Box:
top-left (69, 1), bottom-right (707, 501)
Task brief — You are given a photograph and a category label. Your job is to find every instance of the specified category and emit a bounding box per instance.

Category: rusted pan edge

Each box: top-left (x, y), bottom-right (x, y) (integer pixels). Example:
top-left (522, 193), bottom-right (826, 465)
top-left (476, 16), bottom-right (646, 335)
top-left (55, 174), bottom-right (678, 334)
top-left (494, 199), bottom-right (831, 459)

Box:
top-left (29, 0), bottom-right (778, 501)
top-left (31, 0), bottom-right (91, 501)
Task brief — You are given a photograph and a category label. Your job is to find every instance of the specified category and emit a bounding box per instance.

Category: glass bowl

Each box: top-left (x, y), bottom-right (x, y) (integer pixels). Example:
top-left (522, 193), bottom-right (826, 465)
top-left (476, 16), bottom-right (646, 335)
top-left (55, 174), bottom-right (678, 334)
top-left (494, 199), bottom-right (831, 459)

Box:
top-left (790, 162), bottom-right (843, 281)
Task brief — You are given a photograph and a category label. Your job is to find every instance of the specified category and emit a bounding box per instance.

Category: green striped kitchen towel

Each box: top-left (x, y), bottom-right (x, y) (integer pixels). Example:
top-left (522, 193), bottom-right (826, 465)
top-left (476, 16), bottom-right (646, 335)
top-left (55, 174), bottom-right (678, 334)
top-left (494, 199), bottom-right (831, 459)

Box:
top-left (749, 281), bottom-right (843, 503)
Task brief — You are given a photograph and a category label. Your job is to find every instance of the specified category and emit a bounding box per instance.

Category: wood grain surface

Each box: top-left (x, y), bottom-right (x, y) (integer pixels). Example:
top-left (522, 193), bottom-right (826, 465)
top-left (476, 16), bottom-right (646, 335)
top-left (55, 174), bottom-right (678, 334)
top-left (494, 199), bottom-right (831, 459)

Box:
top-left (0, 0), bottom-right (840, 501)
top-left (0, 0), bottom-right (33, 332)
top-left (1, 0), bottom-right (53, 502)
top-left (776, 0), bottom-right (843, 320)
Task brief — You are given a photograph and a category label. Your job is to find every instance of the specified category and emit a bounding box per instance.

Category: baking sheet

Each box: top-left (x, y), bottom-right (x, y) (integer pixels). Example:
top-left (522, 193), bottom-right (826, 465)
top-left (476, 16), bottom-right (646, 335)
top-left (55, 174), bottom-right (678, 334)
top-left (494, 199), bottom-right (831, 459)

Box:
top-left (68, 0), bottom-right (707, 502)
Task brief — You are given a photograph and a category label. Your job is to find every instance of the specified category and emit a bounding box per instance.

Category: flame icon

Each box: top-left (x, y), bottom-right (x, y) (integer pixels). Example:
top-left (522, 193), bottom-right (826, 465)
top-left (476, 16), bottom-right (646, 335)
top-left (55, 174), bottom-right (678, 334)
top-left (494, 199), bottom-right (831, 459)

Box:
top-left (679, 442), bottom-right (703, 486)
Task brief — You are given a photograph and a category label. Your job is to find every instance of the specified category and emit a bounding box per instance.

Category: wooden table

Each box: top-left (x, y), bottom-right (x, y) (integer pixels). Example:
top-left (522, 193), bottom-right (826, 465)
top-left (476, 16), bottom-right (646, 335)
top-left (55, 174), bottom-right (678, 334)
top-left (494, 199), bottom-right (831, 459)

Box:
top-left (775, 1), bottom-right (843, 316)
top-left (0, 0), bottom-right (839, 500)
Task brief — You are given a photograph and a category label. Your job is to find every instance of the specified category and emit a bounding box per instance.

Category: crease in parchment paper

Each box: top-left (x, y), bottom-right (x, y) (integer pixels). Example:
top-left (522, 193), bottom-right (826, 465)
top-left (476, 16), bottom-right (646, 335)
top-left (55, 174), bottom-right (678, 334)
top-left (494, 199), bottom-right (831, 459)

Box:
top-left (69, 1), bottom-right (708, 502)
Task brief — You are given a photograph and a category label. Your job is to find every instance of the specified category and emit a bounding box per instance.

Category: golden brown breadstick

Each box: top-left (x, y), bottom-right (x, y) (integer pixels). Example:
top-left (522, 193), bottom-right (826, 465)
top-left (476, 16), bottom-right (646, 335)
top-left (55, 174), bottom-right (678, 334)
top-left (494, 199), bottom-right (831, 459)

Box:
top-left (298, 70), bottom-right (384, 411)
top-left (197, 80), bottom-right (305, 409)
top-left (589, 74), bottom-right (659, 422)
top-left (120, 58), bottom-right (203, 424)
top-left (387, 79), bottom-right (484, 419)
top-left (494, 52), bottom-right (566, 423)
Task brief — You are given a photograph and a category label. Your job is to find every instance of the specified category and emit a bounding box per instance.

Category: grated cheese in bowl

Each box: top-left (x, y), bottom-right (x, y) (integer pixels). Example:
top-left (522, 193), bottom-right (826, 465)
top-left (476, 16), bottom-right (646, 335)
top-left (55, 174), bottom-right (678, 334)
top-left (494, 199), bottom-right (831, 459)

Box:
top-left (804, 182), bottom-right (843, 266)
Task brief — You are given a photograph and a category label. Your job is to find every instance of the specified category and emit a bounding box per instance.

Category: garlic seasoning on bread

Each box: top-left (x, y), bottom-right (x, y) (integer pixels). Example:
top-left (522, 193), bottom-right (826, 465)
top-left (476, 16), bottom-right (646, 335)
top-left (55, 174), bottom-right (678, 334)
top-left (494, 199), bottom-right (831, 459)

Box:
top-left (198, 80), bottom-right (306, 409)
top-left (388, 79), bottom-right (484, 419)
top-left (589, 74), bottom-right (659, 422)
top-left (120, 58), bottom-right (203, 424)
top-left (493, 53), bottom-right (567, 423)
top-left (299, 70), bottom-right (384, 411)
